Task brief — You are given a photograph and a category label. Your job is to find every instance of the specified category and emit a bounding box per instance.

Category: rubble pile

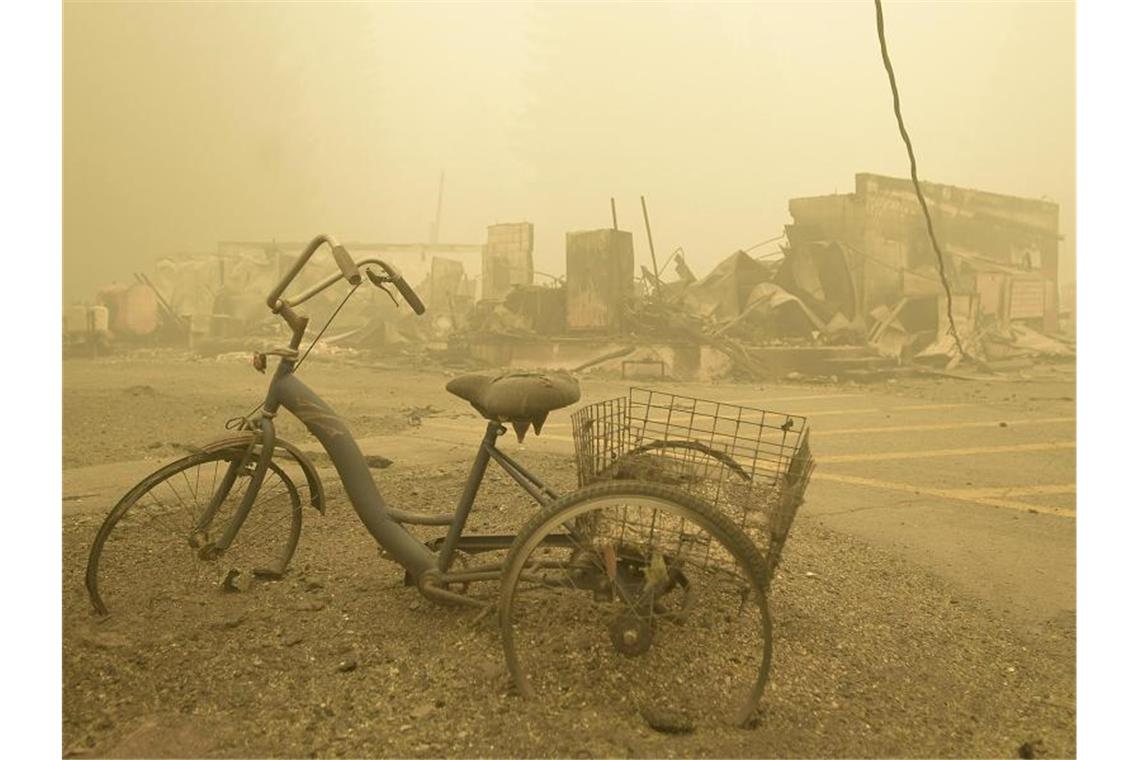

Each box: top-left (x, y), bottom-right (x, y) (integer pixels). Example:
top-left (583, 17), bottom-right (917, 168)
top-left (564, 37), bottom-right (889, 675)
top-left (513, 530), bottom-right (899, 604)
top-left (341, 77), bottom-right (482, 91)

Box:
top-left (65, 174), bottom-right (1073, 380)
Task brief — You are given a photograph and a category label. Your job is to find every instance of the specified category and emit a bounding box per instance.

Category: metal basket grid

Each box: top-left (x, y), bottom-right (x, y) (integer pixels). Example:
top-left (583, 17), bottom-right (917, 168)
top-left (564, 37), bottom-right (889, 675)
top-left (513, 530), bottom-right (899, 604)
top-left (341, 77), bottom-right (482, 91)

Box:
top-left (571, 387), bottom-right (815, 577)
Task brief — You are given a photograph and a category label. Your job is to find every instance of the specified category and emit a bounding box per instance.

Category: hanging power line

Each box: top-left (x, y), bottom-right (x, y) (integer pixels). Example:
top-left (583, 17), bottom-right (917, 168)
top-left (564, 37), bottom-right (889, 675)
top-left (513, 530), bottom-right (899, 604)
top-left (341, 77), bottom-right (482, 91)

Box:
top-left (873, 0), bottom-right (968, 359)
top-left (743, 234), bottom-right (787, 254)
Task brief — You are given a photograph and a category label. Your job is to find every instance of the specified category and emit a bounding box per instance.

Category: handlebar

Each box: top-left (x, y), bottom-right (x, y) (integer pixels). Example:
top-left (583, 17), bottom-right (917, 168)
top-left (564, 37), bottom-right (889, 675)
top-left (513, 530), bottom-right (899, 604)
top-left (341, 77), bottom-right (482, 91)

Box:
top-left (266, 234), bottom-right (426, 317)
top-left (331, 244), bottom-right (361, 285)
top-left (266, 234), bottom-right (360, 309)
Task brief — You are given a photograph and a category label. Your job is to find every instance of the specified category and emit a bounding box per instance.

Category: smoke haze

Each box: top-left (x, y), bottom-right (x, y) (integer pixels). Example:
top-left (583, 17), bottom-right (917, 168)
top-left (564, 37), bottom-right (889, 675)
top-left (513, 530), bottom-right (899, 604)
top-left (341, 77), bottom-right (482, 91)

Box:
top-left (64, 1), bottom-right (1074, 299)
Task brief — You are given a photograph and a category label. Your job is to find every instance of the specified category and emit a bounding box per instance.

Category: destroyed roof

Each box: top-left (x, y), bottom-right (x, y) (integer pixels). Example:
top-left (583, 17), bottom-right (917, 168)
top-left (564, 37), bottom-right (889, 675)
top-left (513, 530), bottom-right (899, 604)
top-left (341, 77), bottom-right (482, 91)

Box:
top-left (853, 173), bottom-right (1061, 218)
top-left (773, 240), bottom-right (858, 322)
top-left (682, 251), bottom-right (778, 321)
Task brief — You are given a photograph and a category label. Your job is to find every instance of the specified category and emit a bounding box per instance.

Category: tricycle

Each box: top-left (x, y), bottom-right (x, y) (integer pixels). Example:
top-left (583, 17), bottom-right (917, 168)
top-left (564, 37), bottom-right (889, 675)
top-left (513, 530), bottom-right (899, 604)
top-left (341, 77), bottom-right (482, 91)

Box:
top-left (85, 234), bottom-right (814, 728)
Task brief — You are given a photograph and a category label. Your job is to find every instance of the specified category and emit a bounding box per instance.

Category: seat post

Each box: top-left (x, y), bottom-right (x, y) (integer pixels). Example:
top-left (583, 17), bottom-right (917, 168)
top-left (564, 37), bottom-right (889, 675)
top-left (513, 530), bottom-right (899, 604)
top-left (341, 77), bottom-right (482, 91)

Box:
top-left (481, 419), bottom-right (504, 448)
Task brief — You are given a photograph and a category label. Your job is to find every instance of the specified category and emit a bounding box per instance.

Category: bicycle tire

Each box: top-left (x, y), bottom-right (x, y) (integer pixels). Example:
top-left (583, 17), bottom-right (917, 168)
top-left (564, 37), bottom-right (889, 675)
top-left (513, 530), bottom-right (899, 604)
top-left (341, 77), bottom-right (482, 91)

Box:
top-left (620, 439), bottom-right (752, 482)
top-left (499, 480), bottom-right (773, 728)
top-left (85, 444), bottom-right (303, 616)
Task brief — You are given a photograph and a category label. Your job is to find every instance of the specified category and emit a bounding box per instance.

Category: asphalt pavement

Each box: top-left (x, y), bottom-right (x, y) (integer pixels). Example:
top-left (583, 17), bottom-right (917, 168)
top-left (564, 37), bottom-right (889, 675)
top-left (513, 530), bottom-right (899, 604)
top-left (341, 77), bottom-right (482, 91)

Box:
top-left (375, 377), bottom-right (1077, 633)
top-left (62, 368), bottom-right (1076, 635)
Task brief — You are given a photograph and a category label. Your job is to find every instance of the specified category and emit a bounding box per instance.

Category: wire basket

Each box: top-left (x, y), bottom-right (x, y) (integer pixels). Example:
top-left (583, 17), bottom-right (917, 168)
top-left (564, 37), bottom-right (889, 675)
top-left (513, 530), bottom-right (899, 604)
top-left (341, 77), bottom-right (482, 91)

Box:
top-left (571, 387), bottom-right (815, 581)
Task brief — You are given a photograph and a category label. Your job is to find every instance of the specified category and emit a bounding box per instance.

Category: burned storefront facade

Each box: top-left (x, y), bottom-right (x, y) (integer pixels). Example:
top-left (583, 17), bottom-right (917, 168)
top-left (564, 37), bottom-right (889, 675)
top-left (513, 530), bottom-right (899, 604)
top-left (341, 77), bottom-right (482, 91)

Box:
top-left (782, 173), bottom-right (1067, 366)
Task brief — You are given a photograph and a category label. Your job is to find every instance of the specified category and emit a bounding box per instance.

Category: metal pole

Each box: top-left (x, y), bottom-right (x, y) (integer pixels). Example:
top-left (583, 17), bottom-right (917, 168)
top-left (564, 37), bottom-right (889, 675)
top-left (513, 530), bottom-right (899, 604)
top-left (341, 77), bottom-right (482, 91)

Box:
top-left (432, 171), bottom-right (445, 245)
top-left (428, 170), bottom-right (444, 263)
top-left (610, 197), bottom-right (618, 230)
top-left (640, 195), bottom-right (662, 296)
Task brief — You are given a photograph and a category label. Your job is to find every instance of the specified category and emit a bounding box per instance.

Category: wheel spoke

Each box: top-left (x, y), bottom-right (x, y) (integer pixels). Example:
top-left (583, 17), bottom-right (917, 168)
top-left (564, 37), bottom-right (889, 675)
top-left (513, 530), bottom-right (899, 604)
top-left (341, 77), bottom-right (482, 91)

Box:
top-left (178, 467), bottom-right (200, 515)
top-left (141, 490), bottom-right (190, 537)
top-left (500, 484), bottom-right (771, 727)
top-left (161, 475), bottom-right (198, 527)
top-left (86, 451), bottom-right (303, 616)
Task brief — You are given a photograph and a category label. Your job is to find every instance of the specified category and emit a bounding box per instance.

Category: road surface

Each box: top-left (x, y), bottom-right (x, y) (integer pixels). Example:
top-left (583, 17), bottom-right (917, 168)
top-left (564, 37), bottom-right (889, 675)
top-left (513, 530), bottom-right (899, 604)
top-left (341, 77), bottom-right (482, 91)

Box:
top-left (62, 355), bottom-right (1076, 757)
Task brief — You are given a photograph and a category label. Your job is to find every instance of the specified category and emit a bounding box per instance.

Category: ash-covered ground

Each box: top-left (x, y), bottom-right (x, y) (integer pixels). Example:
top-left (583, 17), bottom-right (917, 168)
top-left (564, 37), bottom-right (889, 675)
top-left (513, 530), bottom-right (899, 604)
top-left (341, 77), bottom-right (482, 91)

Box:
top-left (62, 353), bottom-right (1075, 758)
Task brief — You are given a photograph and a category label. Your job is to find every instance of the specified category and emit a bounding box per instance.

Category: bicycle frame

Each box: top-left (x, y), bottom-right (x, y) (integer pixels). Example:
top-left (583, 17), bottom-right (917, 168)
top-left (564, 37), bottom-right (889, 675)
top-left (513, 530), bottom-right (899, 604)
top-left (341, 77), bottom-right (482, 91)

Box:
top-left (202, 234), bottom-right (570, 597)
top-left (236, 355), bottom-right (564, 589)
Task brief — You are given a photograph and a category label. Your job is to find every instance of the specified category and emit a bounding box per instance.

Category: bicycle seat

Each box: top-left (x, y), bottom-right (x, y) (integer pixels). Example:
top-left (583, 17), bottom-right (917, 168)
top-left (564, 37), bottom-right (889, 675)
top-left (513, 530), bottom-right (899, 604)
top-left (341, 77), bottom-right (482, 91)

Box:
top-left (446, 371), bottom-right (580, 441)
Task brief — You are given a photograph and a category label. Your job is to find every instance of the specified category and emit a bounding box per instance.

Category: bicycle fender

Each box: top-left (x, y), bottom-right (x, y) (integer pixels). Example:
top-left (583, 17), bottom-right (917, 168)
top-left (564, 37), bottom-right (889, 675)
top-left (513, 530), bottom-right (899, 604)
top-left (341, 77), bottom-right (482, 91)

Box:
top-left (192, 433), bottom-right (327, 514)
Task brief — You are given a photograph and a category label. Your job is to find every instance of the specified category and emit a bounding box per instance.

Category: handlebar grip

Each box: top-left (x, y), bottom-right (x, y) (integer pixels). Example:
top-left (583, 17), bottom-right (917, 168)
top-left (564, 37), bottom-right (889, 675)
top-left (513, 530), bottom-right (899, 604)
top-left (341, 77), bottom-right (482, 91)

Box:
top-left (375, 261), bottom-right (426, 315)
top-left (394, 275), bottom-right (426, 315)
top-left (331, 245), bottom-right (362, 285)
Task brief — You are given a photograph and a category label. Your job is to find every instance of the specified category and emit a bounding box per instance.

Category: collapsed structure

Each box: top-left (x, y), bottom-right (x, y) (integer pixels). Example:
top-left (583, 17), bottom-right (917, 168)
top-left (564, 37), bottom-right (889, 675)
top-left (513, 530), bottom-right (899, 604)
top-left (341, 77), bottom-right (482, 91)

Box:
top-left (462, 174), bottom-right (1071, 379)
top-left (65, 173), bottom-right (1073, 377)
top-left (783, 173), bottom-right (1066, 366)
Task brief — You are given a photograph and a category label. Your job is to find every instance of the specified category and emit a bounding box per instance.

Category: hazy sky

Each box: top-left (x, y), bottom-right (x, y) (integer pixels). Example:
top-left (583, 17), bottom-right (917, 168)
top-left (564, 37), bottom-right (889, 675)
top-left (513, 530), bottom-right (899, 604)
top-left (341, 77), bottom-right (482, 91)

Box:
top-left (64, 1), bottom-right (1075, 300)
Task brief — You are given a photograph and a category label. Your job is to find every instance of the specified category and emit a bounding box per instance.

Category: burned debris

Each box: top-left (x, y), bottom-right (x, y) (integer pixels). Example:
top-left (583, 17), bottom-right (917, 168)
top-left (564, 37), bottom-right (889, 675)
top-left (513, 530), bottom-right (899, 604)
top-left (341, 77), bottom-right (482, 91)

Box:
top-left (458, 175), bottom-right (1071, 382)
top-left (64, 173), bottom-right (1072, 381)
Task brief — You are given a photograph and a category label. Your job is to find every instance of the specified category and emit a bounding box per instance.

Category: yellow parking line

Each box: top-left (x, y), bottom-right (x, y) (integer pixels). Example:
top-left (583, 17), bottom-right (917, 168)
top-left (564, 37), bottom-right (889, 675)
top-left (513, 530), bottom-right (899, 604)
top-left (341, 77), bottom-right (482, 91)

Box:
top-left (461, 401), bottom-right (978, 431)
top-left (813, 402), bottom-right (975, 416)
top-left (881, 403), bottom-right (976, 412)
top-left (496, 401), bottom-right (990, 430)
top-left (818, 441), bottom-right (1075, 463)
top-left (946, 484), bottom-right (1076, 498)
top-left (735, 402), bottom-right (973, 419)
top-left (815, 416), bottom-right (1075, 436)
top-left (429, 412), bottom-right (1076, 445)
top-left (723, 393), bottom-right (863, 404)
top-left (813, 472), bottom-right (1076, 518)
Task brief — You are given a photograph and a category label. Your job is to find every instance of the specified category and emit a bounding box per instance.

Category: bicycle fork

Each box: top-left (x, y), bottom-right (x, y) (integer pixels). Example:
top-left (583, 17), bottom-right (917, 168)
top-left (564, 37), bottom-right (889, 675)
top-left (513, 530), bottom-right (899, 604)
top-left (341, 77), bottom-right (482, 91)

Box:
top-left (194, 416), bottom-right (278, 559)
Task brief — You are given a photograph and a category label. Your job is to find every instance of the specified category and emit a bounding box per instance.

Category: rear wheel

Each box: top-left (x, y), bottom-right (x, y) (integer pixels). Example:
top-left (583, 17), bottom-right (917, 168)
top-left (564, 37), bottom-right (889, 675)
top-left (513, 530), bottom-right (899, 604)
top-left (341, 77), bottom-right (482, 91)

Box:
top-left (499, 481), bottom-right (773, 728)
top-left (85, 444), bottom-right (303, 616)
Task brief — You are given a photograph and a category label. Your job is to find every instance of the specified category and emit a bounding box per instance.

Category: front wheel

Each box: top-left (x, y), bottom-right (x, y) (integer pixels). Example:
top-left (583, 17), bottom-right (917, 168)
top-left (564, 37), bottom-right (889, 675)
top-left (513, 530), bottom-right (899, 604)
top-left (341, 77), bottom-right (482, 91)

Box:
top-left (499, 481), bottom-right (773, 728)
top-left (85, 444), bottom-right (303, 617)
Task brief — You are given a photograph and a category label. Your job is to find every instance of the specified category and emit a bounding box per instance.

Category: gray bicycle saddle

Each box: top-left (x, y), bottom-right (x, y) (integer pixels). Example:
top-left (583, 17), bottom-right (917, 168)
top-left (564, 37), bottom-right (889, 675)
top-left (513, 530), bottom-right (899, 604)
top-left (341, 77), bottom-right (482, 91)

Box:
top-left (445, 371), bottom-right (580, 441)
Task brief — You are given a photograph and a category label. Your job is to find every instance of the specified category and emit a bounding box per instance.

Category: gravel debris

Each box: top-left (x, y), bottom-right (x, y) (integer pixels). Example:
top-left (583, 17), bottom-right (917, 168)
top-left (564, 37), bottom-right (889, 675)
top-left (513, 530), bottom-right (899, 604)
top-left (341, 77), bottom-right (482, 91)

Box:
top-left (63, 361), bottom-right (1075, 757)
top-left (64, 452), bottom-right (1075, 757)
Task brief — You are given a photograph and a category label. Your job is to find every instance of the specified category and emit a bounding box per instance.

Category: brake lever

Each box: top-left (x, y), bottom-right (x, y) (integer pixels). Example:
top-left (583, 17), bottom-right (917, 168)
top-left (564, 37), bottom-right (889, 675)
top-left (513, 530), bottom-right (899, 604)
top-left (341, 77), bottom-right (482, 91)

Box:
top-left (365, 267), bottom-right (401, 307)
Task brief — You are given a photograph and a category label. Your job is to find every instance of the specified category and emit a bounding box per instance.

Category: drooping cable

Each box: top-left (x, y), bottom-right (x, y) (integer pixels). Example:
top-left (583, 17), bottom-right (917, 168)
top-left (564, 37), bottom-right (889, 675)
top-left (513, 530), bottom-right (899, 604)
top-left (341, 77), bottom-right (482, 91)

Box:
top-left (873, 0), bottom-right (968, 360)
top-left (225, 281), bottom-right (362, 430)
top-left (295, 281), bottom-right (362, 370)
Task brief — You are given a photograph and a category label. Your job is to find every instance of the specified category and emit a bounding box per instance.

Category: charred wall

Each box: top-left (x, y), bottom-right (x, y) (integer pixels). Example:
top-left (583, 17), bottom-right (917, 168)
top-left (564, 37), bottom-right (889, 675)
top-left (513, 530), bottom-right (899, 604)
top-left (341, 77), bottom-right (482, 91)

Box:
top-left (787, 173), bottom-right (1061, 330)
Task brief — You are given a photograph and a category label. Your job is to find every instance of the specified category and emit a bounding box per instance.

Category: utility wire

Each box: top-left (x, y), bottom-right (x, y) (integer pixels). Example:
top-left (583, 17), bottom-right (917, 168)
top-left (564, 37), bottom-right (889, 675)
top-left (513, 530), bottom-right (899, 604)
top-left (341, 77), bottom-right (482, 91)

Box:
top-left (226, 281), bottom-right (362, 430)
top-left (743, 234), bottom-right (787, 254)
top-left (873, 0), bottom-right (968, 359)
top-left (295, 281), bottom-right (362, 370)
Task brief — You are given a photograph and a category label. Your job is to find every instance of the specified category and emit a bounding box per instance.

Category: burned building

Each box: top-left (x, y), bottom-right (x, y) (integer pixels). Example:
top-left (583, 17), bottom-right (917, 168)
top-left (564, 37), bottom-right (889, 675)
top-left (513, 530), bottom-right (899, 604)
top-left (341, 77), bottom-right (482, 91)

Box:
top-left (481, 222), bottom-right (535, 301)
top-left (785, 173), bottom-right (1062, 333)
top-left (565, 228), bottom-right (635, 333)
